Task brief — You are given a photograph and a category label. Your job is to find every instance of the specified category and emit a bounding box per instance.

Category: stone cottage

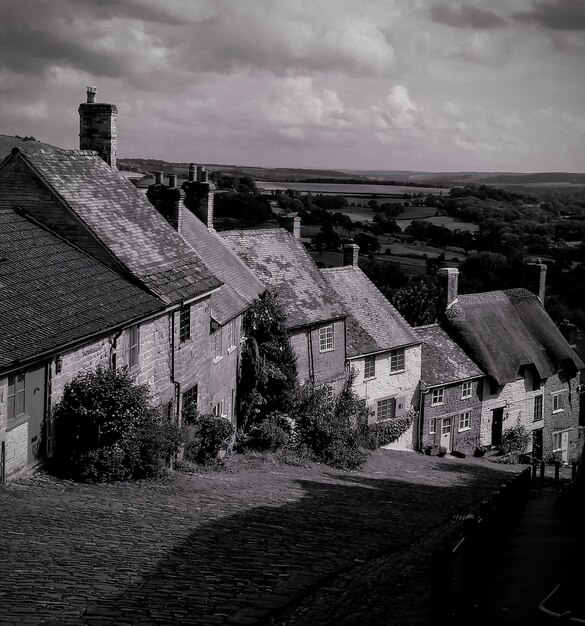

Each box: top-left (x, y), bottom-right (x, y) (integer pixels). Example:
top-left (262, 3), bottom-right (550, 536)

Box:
top-left (320, 244), bottom-right (422, 449)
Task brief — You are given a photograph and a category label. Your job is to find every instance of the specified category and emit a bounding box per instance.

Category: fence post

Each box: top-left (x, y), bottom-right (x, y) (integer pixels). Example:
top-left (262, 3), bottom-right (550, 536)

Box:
top-left (430, 547), bottom-right (453, 624)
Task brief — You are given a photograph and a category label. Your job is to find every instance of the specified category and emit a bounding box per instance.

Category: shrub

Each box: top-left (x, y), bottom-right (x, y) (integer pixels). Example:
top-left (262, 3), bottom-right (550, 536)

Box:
top-left (51, 366), bottom-right (182, 482)
top-left (245, 412), bottom-right (293, 451)
top-left (500, 424), bottom-right (530, 455)
top-left (365, 408), bottom-right (416, 449)
top-left (184, 413), bottom-right (235, 464)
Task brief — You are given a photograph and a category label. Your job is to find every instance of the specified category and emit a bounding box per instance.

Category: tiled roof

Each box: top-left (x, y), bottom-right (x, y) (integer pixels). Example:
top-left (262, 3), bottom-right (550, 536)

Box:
top-left (0, 208), bottom-right (164, 371)
top-left (179, 212), bottom-right (264, 324)
top-left (321, 266), bottom-right (419, 357)
top-left (220, 229), bottom-right (347, 329)
top-left (15, 149), bottom-right (221, 304)
top-left (443, 288), bottom-right (584, 385)
top-left (414, 324), bottom-right (483, 387)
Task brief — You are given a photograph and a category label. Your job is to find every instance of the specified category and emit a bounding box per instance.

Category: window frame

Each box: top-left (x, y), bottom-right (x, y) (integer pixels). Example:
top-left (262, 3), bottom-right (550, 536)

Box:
top-left (364, 355), bottom-right (376, 380)
top-left (227, 319), bottom-right (236, 351)
top-left (212, 327), bottom-right (223, 361)
top-left (552, 391), bottom-right (564, 414)
top-left (376, 396), bottom-right (396, 422)
top-left (458, 411), bottom-right (471, 432)
top-left (7, 373), bottom-right (26, 422)
top-left (318, 324), bottom-right (335, 353)
top-left (125, 325), bottom-right (140, 370)
top-left (461, 381), bottom-right (472, 400)
top-left (533, 394), bottom-right (544, 422)
top-left (431, 387), bottom-right (444, 406)
top-left (179, 305), bottom-right (191, 343)
top-left (389, 348), bottom-right (405, 373)
top-left (429, 418), bottom-right (436, 435)
top-left (182, 385), bottom-right (198, 416)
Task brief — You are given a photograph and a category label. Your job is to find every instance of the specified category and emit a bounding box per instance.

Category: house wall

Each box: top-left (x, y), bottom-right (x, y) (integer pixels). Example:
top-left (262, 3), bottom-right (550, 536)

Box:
top-left (0, 376), bottom-right (28, 478)
top-left (349, 344), bottom-right (422, 451)
top-left (422, 378), bottom-right (483, 454)
top-left (541, 373), bottom-right (580, 461)
top-left (290, 320), bottom-right (346, 387)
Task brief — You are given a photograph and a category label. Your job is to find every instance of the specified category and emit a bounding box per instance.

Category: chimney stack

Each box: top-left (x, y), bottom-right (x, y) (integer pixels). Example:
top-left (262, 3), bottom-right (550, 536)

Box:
top-left (527, 260), bottom-right (547, 304)
top-left (78, 86), bottom-right (118, 168)
top-left (168, 174), bottom-right (177, 189)
top-left (182, 163), bottom-right (215, 230)
top-left (283, 215), bottom-right (301, 239)
top-left (438, 267), bottom-right (459, 309)
top-left (343, 243), bottom-right (359, 267)
top-left (188, 163), bottom-right (196, 182)
top-left (155, 171), bottom-right (164, 185)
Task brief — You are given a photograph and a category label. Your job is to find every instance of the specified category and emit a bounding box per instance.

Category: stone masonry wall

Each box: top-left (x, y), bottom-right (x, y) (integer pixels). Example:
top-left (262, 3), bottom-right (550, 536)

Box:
top-left (542, 372), bottom-right (580, 461)
top-left (422, 378), bottom-right (483, 454)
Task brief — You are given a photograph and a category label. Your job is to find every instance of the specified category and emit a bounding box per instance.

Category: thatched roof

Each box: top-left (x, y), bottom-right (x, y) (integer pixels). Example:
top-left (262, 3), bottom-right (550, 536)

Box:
top-left (443, 288), bottom-right (584, 385)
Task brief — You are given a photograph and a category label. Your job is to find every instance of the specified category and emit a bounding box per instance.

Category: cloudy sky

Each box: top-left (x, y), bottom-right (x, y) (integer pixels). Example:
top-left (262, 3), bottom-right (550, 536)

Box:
top-left (1, 0), bottom-right (584, 172)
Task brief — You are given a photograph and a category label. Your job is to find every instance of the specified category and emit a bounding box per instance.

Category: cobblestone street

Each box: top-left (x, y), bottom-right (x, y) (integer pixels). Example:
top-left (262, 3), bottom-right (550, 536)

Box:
top-left (0, 451), bottom-right (521, 625)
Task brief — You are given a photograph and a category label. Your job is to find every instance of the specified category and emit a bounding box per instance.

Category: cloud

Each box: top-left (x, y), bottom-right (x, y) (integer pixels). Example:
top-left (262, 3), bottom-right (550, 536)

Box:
top-left (514, 0), bottom-right (585, 30)
top-left (429, 4), bottom-right (507, 29)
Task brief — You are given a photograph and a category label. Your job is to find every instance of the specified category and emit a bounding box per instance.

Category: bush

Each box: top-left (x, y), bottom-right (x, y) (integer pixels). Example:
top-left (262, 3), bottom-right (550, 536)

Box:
top-left (245, 412), bottom-right (293, 451)
top-left (365, 408), bottom-right (416, 449)
top-left (500, 424), bottom-right (530, 455)
top-left (184, 413), bottom-right (235, 464)
top-left (51, 367), bottom-right (182, 482)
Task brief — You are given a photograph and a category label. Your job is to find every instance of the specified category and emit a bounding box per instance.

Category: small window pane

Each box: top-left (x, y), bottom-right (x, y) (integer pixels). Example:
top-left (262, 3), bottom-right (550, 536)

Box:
top-left (180, 306), bottom-right (191, 343)
top-left (461, 381), bottom-right (472, 399)
top-left (319, 325), bottom-right (334, 352)
top-left (390, 349), bottom-right (405, 372)
top-left (429, 418), bottom-right (436, 434)
top-left (364, 355), bottom-right (376, 379)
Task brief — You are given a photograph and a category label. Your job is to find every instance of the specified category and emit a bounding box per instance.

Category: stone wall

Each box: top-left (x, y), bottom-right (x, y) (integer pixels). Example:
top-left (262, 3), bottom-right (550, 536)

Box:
top-left (542, 372), bottom-right (580, 461)
top-left (421, 378), bottom-right (483, 454)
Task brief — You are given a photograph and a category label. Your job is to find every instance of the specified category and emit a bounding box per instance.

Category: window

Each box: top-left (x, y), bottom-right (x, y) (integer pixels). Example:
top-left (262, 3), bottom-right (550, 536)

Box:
top-left (552, 431), bottom-right (563, 453)
top-left (377, 397), bottom-right (395, 421)
top-left (458, 411), bottom-right (471, 431)
top-left (179, 305), bottom-right (191, 343)
top-left (533, 395), bottom-right (543, 422)
top-left (461, 381), bottom-right (472, 399)
top-left (212, 328), bottom-right (222, 360)
top-left (390, 348), bottom-right (405, 373)
top-left (7, 373), bottom-right (26, 422)
top-left (162, 401), bottom-right (174, 422)
top-left (182, 385), bottom-right (198, 416)
top-left (213, 399), bottom-right (226, 417)
top-left (489, 380), bottom-right (499, 396)
top-left (442, 417), bottom-right (452, 434)
top-left (429, 418), bottom-right (436, 435)
top-left (124, 325), bottom-right (140, 369)
top-left (364, 355), bottom-right (376, 379)
top-left (319, 325), bottom-right (335, 352)
top-left (227, 319), bottom-right (236, 350)
top-left (552, 392), bottom-right (564, 413)
top-left (431, 387), bottom-right (444, 406)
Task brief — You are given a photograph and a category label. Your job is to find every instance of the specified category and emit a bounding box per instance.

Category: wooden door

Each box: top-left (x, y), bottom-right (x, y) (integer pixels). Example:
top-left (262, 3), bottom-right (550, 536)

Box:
top-left (441, 418), bottom-right (452, 451)
top-left (491, 408), bottom-right (503, 447)
top-left (25, 365), bottom-right (46, 465)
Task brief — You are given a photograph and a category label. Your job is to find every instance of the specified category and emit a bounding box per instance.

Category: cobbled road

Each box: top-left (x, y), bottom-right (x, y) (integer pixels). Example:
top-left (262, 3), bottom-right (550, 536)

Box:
top-left (0, 450), bottom-right (520, 625)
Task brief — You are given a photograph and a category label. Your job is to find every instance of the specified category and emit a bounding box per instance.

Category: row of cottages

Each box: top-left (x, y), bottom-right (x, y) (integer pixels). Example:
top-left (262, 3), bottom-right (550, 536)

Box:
top-left (0, 87), bottom-right (263, 479)
top-left (432, 267), bottom-right (584, 462)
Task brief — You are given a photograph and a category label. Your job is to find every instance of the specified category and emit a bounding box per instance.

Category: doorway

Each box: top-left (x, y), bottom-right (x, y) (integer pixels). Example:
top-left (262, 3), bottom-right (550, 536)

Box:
top-left (441, 417), bottom-right (452, 451)
top-left (532, 428), bottom-right (543, 461)
top-left (491, 408), bottom-right (503, 447)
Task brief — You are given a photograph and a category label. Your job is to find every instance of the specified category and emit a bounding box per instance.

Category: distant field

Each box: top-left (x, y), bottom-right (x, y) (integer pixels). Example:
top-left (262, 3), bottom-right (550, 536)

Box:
top-left (258, 181), bottom-right (447, 195)
top-left (396, 214), bottom-right (479, 233)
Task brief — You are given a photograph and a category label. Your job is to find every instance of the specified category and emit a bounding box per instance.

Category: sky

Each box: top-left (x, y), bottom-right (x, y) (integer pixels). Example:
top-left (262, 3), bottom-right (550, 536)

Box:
top-left (1, 0), bottom-right (584, 172)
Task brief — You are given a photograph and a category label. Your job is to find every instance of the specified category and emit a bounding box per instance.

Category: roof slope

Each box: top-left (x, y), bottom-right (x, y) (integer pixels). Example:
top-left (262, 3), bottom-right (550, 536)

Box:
top-left (443, 288), bottom-right (584, 385)
top-left (179, 211), bottom-right (264, 324)
top-left (321, 266), bottom-right (419, 357)
top-left (13, 149), bottom-right (221, 304)
top-left (415, 324), bottom-right (483, 387)
top-left (0, 208), bottom-right (164, 371)
top-left (220, 229), bottom-right (347, 328)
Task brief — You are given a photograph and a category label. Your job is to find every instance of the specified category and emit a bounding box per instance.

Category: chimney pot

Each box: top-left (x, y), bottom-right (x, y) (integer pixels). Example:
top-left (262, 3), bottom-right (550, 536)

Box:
top-left (155, 171), bottom-right (164, 185)
top-left (168, 174), bottom-right (177, 189)
top-left (527, 261), bottom-right (547, 304)
top-left (438, 267), bottom-right (459, 308)
top-left (196, 165), bottom-right (203, 183)
top-left (343, 243), bottom-right (360, 267)
top-left (188, 163), bottom-right (196, 182)
top-left (86, 86), bottom-right (97, 103)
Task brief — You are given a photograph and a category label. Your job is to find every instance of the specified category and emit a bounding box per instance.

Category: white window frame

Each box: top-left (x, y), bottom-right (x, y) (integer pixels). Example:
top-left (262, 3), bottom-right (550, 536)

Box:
top-left (364, 355), bottom-right (376, 379)
top-left (429, 418), bottom-right (436, 435)
top-left (389, 348), bottom-right (405, 373)
top-left (227, 319), bottom-right (236, 352)
top-left (376, 397), bottom-right (395, 422)
top-left (179, 305), bottom-right (191, 343)
top-left (319, 324), bottom-right (335, 352)
top-left (125, 325), bottom-right (140, 370)
top-left (461, 381), bottom-right (472, 400)
top-left (458, 411), bottom-right (471, 432)
top-left (431, 387), bottom-right (444, 406)
top-left (552, 391), bottom-right (564, 414)
top-left (212, 327), bottom-right (222, 362)
top-left (7, 373), bottom-right (26, 422)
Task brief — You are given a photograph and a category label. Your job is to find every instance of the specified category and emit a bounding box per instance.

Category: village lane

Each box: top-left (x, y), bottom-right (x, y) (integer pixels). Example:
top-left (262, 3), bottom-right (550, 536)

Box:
top-left (0, 450), bottom-right (520, 626)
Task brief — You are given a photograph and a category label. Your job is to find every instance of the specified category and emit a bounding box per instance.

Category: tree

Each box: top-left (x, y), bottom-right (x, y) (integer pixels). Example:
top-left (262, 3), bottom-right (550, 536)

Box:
top-left (354, 233), bottom-right (380, 256)
top-left (238, 292), bottom-right (298, 430)
top-left (390, 279), bottom-right (441, 326)
top-left (314, 222), bottom-right (341, 252)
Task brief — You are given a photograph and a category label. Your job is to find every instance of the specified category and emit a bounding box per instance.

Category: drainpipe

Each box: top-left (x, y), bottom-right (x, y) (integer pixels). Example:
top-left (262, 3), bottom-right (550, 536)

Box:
top-left (418, 385), bottom-right (430, 452)
top-left (307, 329), bottom-right (315, 386)
top-left (170, 310), bottom-right (181, 423)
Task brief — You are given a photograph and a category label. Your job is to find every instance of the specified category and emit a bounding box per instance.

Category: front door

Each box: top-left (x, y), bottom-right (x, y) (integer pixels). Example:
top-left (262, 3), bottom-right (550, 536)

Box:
top-left (25, 365), bottom-right (46, 465)
top-left (491, 408), bottom-right (503, 447)
top-left (441, 417), bottom-right (452, 451)
top-left (561, 431), bottom-right (569, 464)
top-left (532, 429), bottom-right (543, 461)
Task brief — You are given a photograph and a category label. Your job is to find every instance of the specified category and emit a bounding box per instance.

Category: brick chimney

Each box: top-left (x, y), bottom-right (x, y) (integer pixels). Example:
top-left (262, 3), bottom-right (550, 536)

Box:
top-left (182, 163), bottom-right (215, 230)
top-left (78, 86), bottom-right (118, 168)
top-left (283, 215), bottom-right (301, 239)
top-left (343, 243), bottom-right (359, 267)
top-left (146, 173), bottom-right (183, 231)
top-left (527, 260), bottom-right (547, 304)
top-left (438, 267), bottom-right (459, 309)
